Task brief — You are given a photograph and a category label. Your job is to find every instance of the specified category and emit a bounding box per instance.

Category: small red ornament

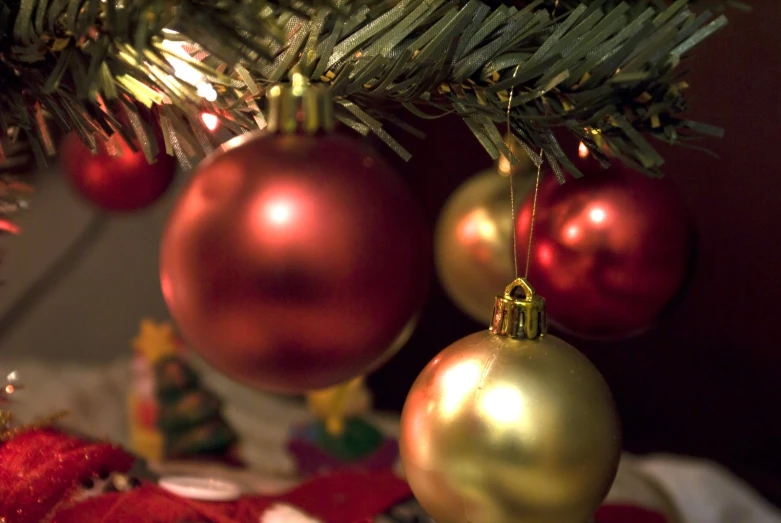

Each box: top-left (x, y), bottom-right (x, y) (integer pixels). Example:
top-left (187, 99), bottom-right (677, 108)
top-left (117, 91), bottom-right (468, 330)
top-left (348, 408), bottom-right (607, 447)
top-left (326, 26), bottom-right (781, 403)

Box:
top-left (59, 133), bottom-right (176, 212)
top-left (515, 159), bottom-right (695, 340)
top-left (160, 132), bottom-right (430, 393)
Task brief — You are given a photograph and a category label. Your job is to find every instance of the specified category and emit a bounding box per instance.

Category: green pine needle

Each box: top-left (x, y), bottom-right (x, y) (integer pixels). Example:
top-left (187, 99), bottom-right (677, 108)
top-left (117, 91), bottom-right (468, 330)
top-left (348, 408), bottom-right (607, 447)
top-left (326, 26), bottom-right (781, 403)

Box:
top-left (0, 0), bottom-right (733, 179)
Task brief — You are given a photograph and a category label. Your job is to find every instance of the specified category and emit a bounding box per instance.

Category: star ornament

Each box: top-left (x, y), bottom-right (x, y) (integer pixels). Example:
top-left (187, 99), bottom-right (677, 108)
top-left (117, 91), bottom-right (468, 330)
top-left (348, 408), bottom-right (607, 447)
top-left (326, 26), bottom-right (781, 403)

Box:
top-left (131, 319), bottom-right (181, 363)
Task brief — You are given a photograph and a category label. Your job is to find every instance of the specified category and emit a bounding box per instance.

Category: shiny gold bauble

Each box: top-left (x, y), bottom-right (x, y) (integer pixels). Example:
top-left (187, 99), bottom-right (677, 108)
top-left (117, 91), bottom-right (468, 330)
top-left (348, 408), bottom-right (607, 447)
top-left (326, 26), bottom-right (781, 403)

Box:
top-left (400, 330), bottom-right (621, 523)
top-left (435, 165), bottom-right (534, 324)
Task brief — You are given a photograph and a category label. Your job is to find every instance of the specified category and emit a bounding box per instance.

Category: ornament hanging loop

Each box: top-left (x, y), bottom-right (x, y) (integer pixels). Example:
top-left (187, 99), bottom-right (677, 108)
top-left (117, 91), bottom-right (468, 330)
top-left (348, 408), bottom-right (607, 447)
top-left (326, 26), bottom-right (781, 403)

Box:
top-left (491, 277), bottom-right (547, 340)
top-left (266, 72), bottom-right (334, 135)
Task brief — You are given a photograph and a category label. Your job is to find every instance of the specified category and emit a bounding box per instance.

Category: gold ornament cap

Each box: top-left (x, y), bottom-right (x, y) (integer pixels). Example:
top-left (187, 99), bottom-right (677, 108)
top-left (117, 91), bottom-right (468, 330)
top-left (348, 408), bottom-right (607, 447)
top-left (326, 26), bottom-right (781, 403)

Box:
top-left (490, 278), bottom-right (547, 340)
top-left (266, 73), bottom-right (334, 135)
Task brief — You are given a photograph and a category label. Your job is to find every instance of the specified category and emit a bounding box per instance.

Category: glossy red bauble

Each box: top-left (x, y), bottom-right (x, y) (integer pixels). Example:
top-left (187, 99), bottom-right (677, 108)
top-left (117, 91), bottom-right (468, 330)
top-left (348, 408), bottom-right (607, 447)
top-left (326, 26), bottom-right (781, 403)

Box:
top-left (60, 133), bottom-right (177, 212)
top-left (515, 160), bottom-right (695, 340)
top-left (160, 133), bottom-right (430, 393)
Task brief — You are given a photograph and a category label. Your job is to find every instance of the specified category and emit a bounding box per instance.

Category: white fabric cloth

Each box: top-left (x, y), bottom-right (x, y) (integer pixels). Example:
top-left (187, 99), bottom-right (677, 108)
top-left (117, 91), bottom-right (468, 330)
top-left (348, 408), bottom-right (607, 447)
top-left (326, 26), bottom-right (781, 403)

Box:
top-left (7, 357), bottom-right (781, 523)
top-left (261, 504), bottom-right (322, 523)
top-left (634, 455), bottom-right (781, 523)
top-left (9, 358), bottom-right (129, 444)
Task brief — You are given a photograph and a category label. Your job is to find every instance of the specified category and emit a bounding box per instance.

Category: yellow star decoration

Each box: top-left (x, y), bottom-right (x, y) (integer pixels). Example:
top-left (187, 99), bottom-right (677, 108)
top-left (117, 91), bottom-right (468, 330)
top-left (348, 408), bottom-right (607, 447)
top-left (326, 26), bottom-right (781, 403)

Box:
top-left (131, 319), bottom-right (179, 363)
top-left (306, 376), bottom-right (369, 436)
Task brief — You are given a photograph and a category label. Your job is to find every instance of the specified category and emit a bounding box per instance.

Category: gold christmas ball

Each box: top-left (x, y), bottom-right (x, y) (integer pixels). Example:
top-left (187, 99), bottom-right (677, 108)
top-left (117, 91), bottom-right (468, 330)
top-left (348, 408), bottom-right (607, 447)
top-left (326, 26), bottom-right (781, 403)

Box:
top-left (400, 329), bottom-right (621, 523)
top-left (435, 156), bottom-right (535, 324)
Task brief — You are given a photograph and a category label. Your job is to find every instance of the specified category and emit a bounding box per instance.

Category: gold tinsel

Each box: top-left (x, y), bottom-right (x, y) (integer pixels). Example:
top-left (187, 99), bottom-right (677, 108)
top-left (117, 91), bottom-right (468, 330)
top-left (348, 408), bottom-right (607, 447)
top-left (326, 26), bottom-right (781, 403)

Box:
top-left (0, 410), bottom-right (70, 443)
top-left (0, 371), bottom-right (69, 443)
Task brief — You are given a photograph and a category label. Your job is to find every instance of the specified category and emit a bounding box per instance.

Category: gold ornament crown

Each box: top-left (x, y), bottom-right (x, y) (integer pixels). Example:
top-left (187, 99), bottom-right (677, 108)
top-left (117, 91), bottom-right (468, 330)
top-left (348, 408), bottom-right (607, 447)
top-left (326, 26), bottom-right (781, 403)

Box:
top-left (266, 72), bottom-right (334, 135)
top-left (490, 278), bottom-right (547, 340)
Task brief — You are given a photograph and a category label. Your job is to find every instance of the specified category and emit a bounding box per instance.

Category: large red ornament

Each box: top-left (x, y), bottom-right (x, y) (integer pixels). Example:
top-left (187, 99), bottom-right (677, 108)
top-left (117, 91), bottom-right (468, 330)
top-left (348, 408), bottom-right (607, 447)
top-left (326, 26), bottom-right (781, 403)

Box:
top-left (60, 133), bottom-right (176, 212)
top-left (515, 160), bottom-right (694, 340)
top-left (160, 133), bottom-right (429, 393)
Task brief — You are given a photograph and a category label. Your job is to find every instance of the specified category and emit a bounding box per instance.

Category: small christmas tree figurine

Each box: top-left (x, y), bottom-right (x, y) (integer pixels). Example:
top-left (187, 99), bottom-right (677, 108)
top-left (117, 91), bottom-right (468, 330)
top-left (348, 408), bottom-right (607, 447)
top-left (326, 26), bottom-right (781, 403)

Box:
top-left (287, 376), bottom-right (398, 476)
top-left (129, 319), bottom-right (240, 464)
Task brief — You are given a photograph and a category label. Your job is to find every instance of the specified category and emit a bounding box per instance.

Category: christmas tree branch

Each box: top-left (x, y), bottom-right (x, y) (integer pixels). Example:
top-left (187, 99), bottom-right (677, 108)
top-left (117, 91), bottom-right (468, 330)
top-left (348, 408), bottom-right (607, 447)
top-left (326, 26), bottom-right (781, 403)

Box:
top-left (0, 0), bottom-right (730, 179)
top-left (315, 0), bottom-right (729, 176)
top-left (546, 0), bottom-right (749, 12)
top-left (0, 0), bottom-right (282, 167)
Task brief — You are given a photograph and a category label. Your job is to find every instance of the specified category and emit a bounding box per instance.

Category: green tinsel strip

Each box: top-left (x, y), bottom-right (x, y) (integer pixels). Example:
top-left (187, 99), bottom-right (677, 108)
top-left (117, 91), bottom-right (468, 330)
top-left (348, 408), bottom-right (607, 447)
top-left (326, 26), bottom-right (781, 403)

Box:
top-left (0, 0), bottom-right (281, 168)
top-left (288, 0), bottom-right (729, 175)
top-left (0, 0), bottom-right (735, 178)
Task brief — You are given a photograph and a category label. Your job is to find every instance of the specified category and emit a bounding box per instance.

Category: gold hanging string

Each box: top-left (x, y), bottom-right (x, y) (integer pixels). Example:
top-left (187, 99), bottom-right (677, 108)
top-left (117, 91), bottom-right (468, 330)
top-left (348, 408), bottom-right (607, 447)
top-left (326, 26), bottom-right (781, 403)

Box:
top-left (510, 161), bottom-right (519, 279)
top-left (520, 4), bottom-right (556, 279)
top-left (506, 65), bottom-right (545, 280)
top-left (507, 65), bottom-right (521, 279)
top-left (525, 157), bottom-right (543, 279)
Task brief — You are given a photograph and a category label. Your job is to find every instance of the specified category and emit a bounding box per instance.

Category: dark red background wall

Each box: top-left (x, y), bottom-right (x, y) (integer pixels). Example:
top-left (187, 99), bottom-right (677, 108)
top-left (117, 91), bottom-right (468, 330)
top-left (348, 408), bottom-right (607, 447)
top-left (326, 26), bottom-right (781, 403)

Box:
top-left (369, 0), bottom-right (781, 504)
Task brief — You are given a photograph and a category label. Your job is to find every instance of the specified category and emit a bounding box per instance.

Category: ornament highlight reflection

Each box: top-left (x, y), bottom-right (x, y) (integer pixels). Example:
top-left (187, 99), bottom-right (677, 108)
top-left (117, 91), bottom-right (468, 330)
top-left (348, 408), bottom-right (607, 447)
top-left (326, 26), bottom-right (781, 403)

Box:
top-left (479, 384), bottom-right (524, 424)
top-left (589, 206), bottom-right (606, 224)
top-left (578, 141), bottom-right (590, 158)
top-left (459, 209), bottom-right (498, 243)
top-left (265, 200), bottom-right (294, 226)
top-left (201, 113), bottom-right (219, 131)
top-left (439, 359), bottom-right (482, 417)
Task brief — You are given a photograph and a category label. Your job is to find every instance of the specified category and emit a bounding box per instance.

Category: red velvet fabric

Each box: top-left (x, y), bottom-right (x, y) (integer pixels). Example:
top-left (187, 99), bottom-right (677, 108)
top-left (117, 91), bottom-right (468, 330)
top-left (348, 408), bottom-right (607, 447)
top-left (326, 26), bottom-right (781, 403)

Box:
top-left (1, 429), bottom-right (668, 523)
top-left (55, 475), bottom-right (669, 523)
top-left (53, 486), bottom-right (241, 523)
top-left (0, 429), bottom-right (134, 523)
top-left (55, 470), bottom-right (413, 523)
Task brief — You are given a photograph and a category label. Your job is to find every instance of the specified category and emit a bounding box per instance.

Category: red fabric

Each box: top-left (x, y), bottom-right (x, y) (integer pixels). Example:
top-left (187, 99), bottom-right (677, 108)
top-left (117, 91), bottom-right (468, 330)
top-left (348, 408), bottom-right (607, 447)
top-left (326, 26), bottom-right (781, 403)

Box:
top-left (595, 504), bottom-right (668, 523)
top-left (0, 429), bottom-right (134, 523)
top-left (55, 472), bottom-right (670, 523)
top-left (57, 470), bottom-right (412, 523)
top-left (1, 429), bottom-right (668, 523)
top-left (245, 469), bottom-right (412, 523)
top-left (53, 485), bottom-right (242, 523)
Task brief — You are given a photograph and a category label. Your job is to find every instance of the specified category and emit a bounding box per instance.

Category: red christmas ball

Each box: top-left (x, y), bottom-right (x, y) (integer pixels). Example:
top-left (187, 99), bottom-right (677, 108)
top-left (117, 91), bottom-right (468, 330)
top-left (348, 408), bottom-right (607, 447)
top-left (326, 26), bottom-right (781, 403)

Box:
top-left (515, 160), bottom-right (695, 340)
top-left (60, 133), bottom-right (176, 212)
top-left (160, 133), bottom-right (430, 393)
